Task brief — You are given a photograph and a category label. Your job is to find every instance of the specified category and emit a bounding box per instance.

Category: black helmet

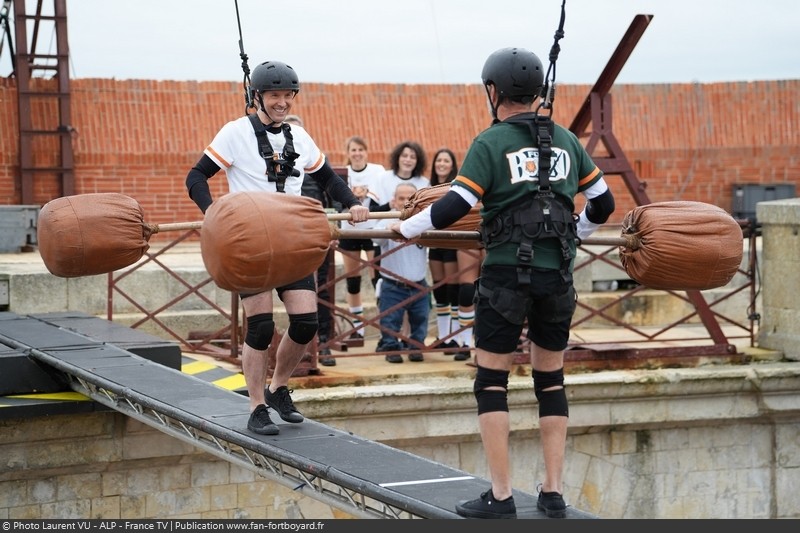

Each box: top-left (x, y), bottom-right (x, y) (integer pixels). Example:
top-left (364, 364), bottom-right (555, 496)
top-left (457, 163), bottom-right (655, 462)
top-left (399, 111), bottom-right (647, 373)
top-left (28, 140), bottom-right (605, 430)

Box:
top-left (251, 61), bottom-right (300, 93)
top-left (481, 47), bottom-right (543, 99)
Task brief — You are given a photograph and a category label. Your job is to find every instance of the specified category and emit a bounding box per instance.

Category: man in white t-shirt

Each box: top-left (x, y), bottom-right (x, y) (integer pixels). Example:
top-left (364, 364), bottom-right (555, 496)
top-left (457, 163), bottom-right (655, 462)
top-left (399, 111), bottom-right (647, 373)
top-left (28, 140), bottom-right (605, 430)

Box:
top-left (185, 60), bottom-right (369, 436)
top-left (372, 182), bottom-right (430, 364)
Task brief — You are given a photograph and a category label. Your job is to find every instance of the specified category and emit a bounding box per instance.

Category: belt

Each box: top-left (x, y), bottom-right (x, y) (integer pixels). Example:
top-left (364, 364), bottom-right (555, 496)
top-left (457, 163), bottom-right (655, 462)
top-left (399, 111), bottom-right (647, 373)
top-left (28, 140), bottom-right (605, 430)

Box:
top-left (383, 278), bottom-right (426, 290)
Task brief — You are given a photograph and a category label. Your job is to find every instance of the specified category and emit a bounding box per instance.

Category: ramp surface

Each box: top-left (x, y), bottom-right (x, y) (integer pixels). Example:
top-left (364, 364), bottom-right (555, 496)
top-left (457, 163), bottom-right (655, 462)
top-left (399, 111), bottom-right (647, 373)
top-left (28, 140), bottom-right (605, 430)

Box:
top-left (0, 312), bottom-right (595, 519)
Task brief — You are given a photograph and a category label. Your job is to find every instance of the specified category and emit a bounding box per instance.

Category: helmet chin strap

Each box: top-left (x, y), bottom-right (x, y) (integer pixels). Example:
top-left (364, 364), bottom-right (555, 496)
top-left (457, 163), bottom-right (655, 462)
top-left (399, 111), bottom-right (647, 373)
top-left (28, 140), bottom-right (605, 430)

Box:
top-left (255, 93), bottom-right (280, 127)
top-left (484, 84), bottom-right (500, 124)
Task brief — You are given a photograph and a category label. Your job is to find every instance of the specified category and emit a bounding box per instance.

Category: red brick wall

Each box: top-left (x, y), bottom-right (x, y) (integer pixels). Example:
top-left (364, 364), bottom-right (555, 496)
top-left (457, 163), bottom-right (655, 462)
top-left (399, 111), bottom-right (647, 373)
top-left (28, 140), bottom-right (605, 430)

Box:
top-left (2, 77), bottom-right (798, 239)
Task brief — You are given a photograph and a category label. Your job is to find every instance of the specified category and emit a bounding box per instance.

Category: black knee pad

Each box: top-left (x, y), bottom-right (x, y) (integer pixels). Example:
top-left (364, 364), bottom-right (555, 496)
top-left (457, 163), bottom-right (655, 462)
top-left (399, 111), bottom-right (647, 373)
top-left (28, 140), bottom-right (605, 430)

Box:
top-left (346, 276), bottom-right (362, 294)
top-left (533, 368), bottom-right (568, 417)
top-left (533, 368), bottom-right (565, 396)
top-left (432, 284), bottom-right (449, 304)
top-left (287, 312), bottom-right (318, 345)
top-left (245, 313), bottom-right (274, 351)
top-left (473, 365), bottom-right (510, 414)
top-left (447, 284), bottom-right (460, 307)
top-left (459, 283), bottom-right (476, 308)
top-left (537, 387), bottom-right (569, 418)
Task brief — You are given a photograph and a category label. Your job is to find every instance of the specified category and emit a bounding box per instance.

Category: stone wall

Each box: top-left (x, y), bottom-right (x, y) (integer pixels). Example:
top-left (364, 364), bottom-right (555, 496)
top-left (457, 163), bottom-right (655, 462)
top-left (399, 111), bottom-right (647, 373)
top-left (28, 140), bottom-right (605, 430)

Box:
top-left (0, 413), bottom-right (350, 520)
top-left (2, 362), bottom-right (798, 519)
top-left (758, 199), bottom-right (800, 361)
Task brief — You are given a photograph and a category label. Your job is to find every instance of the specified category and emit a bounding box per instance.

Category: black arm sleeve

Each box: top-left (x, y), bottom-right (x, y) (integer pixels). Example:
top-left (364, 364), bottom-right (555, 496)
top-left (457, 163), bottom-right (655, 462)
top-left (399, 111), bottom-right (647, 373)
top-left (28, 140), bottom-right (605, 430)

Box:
top-left (185, 154), bottom-right (221, 214)
top-left (585, 188), bottom-right (616, 224)
top-left (309, 160), bottom-right (360, 209)
top-left (369, 200), bottom-right (392, 212)
top-left (430, 190), bottom-right (473, 229)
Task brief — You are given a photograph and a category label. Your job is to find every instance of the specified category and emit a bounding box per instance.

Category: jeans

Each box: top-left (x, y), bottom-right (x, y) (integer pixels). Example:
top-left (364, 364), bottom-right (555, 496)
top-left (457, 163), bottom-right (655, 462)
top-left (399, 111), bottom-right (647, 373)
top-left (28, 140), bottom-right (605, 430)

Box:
top-left (377, 279), bottom-right (430, 350)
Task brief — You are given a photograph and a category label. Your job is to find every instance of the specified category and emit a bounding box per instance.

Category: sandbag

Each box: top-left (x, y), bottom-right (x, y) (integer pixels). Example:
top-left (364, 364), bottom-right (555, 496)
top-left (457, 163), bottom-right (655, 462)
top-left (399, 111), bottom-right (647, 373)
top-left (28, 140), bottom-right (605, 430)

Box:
top-left (201, 191), bottom-right (331, 293)
top-left (400, 183), bottom-right (483, 249)
top-left (38, 193), bottom-right (150, 277)
top-left (619, 201), bottom-right (743, 290)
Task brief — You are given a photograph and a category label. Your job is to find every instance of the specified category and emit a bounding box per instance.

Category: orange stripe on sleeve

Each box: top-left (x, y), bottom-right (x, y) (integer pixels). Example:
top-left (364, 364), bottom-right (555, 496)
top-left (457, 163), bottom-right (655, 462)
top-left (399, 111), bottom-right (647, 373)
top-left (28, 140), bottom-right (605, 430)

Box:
top-left (454, 175), bottom-right (484, 196)
top-left (305, 153), bottom-right (325, 173)
top-left (578, 166), bottom-right (601, 187)
top-left (206, 147), bottom-right (231, 168)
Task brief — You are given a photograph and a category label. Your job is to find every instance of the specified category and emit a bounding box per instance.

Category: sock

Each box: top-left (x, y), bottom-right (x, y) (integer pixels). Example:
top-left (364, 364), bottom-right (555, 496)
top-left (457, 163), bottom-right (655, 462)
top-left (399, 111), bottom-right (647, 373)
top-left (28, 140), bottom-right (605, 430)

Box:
top-left (436, 303), bottom-right (451, 340)
top-left (450, 305), bottom-right (459, 339)
top-left (458, 309), bottom-right (475, 347)
top-left (350, 306), bottom-right (364, 335)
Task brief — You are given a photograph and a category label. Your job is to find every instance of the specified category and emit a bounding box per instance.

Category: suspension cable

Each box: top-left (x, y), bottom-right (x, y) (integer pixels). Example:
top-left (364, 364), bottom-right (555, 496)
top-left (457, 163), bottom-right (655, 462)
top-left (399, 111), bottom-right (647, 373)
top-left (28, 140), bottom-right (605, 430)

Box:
top-left (234, 0), bottom-right (255, 114)
top-left (0, 0), bottom-right (15, 77)
top-left (537, 0), bottom-right (567, 116)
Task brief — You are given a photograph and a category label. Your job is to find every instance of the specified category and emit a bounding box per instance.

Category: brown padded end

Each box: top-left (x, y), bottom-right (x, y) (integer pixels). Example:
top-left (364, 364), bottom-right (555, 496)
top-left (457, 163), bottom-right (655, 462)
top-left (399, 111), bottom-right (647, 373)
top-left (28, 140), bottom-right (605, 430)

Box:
top-left (201, 191), bottom-right (330, 293)
top-left (37, 193), bottom-right (149, 278)
top-left (620, 201), bottom-right (743, 291)
top-left (401, 183), bottom-right (483, 249)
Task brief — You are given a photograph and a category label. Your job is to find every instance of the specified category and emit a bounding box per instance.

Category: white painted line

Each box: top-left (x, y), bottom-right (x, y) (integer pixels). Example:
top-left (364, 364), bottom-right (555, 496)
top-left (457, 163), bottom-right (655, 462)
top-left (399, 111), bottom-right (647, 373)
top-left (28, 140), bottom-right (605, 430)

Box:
top-left (380, 476), bottom-right (475, 488)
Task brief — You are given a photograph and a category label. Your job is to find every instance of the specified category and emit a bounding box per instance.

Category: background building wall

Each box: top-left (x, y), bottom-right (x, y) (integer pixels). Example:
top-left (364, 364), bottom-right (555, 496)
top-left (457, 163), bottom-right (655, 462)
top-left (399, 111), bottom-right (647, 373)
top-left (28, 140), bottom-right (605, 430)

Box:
top-left (1, 78), bottom-right (798, 241)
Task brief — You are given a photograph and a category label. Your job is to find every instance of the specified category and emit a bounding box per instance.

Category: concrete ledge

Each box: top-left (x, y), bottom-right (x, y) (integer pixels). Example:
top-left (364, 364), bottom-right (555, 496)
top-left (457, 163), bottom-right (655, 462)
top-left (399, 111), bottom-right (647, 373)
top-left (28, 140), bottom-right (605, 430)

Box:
top-left (757, 199), bottom-right (800, 361)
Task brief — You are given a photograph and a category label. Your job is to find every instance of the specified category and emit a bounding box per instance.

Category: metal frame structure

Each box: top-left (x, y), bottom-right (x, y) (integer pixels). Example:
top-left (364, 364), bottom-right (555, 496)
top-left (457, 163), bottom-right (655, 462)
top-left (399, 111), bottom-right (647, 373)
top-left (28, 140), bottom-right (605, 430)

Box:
top-left (566, 14), bottom-right (742, 359)
top-left (12, 0), bottom-right (75, 203)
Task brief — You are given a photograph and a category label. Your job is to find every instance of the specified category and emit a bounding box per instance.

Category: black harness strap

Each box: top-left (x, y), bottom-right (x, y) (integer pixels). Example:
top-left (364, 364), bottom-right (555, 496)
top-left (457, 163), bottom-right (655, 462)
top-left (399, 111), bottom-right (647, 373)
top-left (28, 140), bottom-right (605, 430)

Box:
top-left (247, 114), bottom-right (299, 193)
top-left (478, 110), bottom-right (576, 288)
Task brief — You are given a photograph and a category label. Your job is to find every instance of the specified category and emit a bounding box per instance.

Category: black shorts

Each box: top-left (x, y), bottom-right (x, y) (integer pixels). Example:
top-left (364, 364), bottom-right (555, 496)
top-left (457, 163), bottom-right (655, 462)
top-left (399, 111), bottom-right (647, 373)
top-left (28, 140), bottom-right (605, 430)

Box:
top-left (239, 273), bottom-right (316, 300)
top-left (338, 238), bottom-right (375, 252)
top-left (428, 247), bottom-right (457, 262)
top-left (474, 265), bottom-right (576, 353)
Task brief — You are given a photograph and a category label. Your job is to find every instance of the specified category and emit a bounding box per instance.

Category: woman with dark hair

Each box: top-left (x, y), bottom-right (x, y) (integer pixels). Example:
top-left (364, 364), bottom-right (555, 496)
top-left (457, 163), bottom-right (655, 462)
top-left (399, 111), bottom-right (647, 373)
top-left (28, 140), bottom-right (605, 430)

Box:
top-left (372, 141), bottom-right (429, 207)
top-left (427, 148), bottom-right (463, 358)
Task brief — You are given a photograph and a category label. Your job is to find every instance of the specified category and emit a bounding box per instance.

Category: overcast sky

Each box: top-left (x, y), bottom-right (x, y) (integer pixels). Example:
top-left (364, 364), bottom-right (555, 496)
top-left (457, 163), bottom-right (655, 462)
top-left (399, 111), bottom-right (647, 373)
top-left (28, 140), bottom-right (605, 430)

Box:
top-left (2, 0), bottom-right (798, 85)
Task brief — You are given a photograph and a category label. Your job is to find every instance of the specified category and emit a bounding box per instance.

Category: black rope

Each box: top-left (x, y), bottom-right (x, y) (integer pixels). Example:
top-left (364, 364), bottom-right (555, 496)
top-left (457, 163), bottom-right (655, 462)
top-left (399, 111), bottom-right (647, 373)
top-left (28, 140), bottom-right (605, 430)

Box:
top-left (234, 0), bottom-right (255, 114)
top-left (537, 0), bottom-right (567, 114)
top-left (0, 0), bottom-right (15, 77)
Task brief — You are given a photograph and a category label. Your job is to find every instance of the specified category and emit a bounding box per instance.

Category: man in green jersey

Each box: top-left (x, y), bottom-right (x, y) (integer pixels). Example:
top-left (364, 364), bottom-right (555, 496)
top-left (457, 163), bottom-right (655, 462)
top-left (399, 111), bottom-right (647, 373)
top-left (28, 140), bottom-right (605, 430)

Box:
top-left (393, 47), bottom-right (615, 519)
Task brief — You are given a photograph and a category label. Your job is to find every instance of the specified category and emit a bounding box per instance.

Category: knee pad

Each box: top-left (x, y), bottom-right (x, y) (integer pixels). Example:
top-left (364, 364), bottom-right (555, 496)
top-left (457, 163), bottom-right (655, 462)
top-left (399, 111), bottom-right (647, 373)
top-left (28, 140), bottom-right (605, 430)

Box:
top-left (447, 284), bottom-right (460, 307)
top-left (473, 365), bottom-right (510, 414)
top-left (459, 283), bottom-right (476, 307)
top-left (346, 276), bottom-right (362, 294)
top-left (433, 284), bottom-right (450, 304)
top-left (533, 368), bottom-right (568, 417)
top-left (245, 313), bottom-right (274, 351)
top-left (287, 312), bottom-right (318, 345)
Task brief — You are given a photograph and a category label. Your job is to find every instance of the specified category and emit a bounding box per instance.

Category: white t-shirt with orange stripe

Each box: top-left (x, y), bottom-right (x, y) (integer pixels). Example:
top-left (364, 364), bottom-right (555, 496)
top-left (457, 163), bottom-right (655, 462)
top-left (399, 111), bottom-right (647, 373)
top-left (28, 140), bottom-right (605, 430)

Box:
top-left (204, 116), bottom-right (324, 197)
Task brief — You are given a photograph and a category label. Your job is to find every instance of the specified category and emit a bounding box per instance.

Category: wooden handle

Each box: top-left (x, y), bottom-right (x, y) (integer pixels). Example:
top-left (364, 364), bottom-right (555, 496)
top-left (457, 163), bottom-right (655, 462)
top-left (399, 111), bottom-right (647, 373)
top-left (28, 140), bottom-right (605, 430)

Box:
top-left (326, 211), bottom-right (402, 221)
top-left (145, 221), bottom-right (204, 233)
top-left (332, 227), bottom-right (640, 249)
top-left (145, 220), bottom-right (640, 250)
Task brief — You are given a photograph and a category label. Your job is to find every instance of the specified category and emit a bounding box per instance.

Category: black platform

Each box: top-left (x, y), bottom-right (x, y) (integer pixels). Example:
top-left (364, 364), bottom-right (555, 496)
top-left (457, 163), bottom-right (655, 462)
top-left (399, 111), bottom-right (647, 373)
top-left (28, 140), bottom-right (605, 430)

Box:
top-left (0, 311), bottom-right (596, 519)
top-left (0, 311), bottom-right (181, 395)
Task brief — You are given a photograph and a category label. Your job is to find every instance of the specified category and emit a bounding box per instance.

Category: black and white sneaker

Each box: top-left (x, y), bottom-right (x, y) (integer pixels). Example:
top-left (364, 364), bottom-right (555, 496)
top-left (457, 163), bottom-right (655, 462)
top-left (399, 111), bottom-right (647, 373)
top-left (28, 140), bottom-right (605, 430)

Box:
top-left (265, 386), bottom-right (304, 423)
top-left (247, 404), bottom-right (279, 435)
top-left (455, 489), bottom-right (516, 519)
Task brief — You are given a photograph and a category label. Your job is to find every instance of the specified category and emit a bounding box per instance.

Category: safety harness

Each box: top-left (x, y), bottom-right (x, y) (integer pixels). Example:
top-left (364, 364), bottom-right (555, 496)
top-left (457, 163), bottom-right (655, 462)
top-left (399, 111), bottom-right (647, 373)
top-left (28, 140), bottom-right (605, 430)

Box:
top-left (247, 114), bottom-right (299, 193)
top-left (479, 113), bottom-right (578, 286)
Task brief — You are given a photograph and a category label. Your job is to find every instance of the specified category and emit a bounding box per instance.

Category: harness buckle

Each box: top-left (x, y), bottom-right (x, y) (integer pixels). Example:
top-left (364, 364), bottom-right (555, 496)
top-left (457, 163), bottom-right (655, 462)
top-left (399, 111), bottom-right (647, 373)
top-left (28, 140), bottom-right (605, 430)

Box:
top-left (516, 267), bottom-right (532, 286)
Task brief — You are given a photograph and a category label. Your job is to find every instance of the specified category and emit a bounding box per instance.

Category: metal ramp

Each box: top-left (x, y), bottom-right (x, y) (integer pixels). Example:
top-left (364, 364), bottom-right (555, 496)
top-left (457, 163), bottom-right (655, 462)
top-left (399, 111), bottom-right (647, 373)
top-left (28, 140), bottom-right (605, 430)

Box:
top-left (0, 313), bottom-right (596, 519)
